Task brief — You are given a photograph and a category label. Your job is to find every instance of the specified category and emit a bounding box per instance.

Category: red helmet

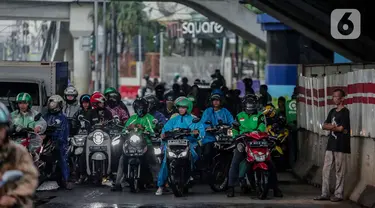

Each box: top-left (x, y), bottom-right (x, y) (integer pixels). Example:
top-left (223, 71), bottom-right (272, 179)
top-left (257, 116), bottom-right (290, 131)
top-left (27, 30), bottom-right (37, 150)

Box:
top-left (90, 92), bottom-right (106, 109)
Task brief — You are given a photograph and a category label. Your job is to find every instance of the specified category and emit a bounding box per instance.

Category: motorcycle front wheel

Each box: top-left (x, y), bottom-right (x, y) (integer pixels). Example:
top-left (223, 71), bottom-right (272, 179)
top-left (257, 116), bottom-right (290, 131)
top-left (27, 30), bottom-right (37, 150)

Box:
top-left (255, 169), bottom-right (269, 200)
top-left (168, 167), bottom-right (187, 197)
top-left (209, 160), bottom-right (229, 192)
top-left (128, 166), bottom-right (140, 193)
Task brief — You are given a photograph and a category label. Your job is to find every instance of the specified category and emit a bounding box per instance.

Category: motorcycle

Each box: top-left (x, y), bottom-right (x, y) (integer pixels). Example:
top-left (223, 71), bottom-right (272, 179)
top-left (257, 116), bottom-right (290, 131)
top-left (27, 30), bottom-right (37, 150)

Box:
top-left (204, 120), bottom-right (235, 192)
top-left (68, 116), bottom-right (90, 179)
top-left (267, 123), bottom-right (289, 171)
top-left (11, 113), bottom-right (43, 152)
top-left (108, 116), bottom-right (123, 176)
top-left (80, 116), bottom-right (116, 185)
top-left (122, 125), bottom-right (156, 193)
top-left (152, 122), bottom-right (164, 164)
top-left (236, 129), bottom-right (272, 199)
top-left (38, 121), bottom-right (63, 186)
top-left (163, 128), bottom-right (195, 197)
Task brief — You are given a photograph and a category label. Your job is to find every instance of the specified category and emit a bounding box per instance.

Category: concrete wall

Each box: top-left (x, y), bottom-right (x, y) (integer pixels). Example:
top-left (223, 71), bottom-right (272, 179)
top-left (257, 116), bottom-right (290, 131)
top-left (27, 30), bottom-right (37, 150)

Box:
top-left (293, 130), bottom-right (375, 207)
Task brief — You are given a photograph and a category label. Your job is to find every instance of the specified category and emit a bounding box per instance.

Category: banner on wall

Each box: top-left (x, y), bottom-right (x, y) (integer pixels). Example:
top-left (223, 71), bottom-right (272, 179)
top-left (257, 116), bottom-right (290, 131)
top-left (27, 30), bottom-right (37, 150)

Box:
top-left (297, 69), bottom-right (375, 138)
top-left (286, 99), bottom-right (297, 125)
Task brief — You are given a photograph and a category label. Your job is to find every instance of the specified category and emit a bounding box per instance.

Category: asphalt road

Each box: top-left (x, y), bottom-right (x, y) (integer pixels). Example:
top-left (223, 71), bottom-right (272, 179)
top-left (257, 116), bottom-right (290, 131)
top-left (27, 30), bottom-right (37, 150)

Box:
top-left (35, 173), bottom-right (359, 208)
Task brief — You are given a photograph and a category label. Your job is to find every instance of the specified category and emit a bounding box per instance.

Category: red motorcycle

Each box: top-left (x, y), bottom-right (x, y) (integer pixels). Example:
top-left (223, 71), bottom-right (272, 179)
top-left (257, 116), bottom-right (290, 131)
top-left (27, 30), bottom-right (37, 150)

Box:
top-left (237, 131), bottom-right (271, 199)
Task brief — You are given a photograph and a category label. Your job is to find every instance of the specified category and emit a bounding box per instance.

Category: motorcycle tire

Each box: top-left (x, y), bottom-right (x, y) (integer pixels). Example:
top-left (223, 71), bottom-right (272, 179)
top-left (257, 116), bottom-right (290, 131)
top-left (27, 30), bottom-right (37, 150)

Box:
top-left (209, 161), bottom-right (229, 192)
top-left (255, 170), bottom-right (269, 200)
top-left (168, 169), bottom-right (185, 197)
top-left (129, 168), bottom-right (140, 193)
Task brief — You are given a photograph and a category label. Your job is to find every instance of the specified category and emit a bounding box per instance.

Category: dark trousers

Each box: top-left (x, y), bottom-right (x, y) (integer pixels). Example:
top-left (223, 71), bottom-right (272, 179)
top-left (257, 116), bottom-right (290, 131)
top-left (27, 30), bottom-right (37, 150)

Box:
top-left (228, 147), bottom-right (279, 189)
top-left (202, 142), bottom-right (216, 168)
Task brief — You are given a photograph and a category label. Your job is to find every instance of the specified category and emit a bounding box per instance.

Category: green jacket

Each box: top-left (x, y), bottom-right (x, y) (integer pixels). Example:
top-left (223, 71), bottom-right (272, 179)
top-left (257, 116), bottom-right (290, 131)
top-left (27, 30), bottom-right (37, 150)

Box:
top-left (11, 109), bottom-right (47, 133)
top-left (235, 111), bottom-right (266, 177)
top-left (233, 111), bottom-right (266, 137)
top-left (124, 113), bottom-right (155, 145)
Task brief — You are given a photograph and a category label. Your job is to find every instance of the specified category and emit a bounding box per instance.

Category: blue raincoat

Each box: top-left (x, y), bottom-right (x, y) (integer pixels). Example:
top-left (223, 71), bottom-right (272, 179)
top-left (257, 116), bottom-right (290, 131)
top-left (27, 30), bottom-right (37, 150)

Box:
top-left (200, 107), bottom-right (234, 145)
top-left (152, 111), bottom-right (167, 125)
top-left (43, 112), bottom-right (70, 181)
top-left (157, 114), bottom-right (205, 187)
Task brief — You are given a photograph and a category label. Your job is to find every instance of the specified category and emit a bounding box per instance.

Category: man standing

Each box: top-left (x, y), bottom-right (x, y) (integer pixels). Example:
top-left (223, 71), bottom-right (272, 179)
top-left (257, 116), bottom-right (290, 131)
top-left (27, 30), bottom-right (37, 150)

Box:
top-left (314, 89), bottom-right (350, 202)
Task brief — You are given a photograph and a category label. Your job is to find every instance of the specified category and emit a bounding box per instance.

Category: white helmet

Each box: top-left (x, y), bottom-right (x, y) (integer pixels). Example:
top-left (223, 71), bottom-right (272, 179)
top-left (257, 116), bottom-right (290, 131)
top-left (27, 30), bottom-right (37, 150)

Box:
top-left (48, 95), bottom-right (65, 113)
top-left (64, 86), bottom-right (78, 102)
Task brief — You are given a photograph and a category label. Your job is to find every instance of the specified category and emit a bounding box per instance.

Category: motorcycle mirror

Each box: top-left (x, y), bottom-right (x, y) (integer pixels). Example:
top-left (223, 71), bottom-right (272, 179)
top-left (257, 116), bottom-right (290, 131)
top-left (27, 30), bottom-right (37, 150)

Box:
top-left (34, 113), bottom-right (42, 121)
top-left (78, 115), bottom-right (84, 121)
top-left (204, 121), bottom-right (212, 125)
top-left (1, 170), bottom-right (23, 185)
top-left (192, 117), bottom-right (201, 123)
top-left (232, 121), bottom-right (240, 127)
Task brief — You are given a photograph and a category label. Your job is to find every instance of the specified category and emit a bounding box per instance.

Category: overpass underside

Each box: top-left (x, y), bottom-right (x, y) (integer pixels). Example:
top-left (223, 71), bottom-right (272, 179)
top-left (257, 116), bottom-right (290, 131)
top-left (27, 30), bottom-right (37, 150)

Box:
top-left (246, 0), bottom-right (375, 62)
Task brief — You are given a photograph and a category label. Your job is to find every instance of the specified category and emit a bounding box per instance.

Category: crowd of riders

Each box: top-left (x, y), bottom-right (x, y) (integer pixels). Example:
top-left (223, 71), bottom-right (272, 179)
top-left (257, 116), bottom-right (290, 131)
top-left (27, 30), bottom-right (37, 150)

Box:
top-left (0, 70), bottom-right (298, 206)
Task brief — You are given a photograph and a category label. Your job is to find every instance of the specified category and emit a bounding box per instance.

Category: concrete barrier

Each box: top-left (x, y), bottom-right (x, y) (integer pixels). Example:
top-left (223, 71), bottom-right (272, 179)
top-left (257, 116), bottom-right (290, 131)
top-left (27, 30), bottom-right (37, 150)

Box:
top-left (292, 129), bottom-right (375, 206)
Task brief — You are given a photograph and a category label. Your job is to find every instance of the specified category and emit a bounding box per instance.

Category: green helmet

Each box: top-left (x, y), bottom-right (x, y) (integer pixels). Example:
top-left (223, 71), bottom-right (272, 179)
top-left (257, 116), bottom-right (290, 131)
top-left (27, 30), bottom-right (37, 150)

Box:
top-left (16, 92), bottom-right (32, 107)
top-left (174, 96), bottom-right (193, 114)
top-left (104, 87), bottom-right (117, 95)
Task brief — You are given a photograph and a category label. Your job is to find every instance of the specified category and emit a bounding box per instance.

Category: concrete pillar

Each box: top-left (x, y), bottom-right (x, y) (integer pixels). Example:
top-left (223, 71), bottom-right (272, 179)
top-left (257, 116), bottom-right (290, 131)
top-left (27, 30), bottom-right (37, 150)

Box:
top-left (257, 14), bottom-right (297, 100)
top-left (64, 47), bottom-right (73, 80)
top-left (73, 37), bottom-right (90, 94)
top-left (69, 3), bottom-right (93, 94)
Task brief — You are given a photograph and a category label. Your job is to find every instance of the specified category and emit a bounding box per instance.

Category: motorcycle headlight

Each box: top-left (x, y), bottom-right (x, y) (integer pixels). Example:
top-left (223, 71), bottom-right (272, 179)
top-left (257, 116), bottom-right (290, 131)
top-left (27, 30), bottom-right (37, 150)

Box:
top-left (168, 151), bottom-right (177, 158)
top-left (112, 135), bottom-right (121, 146)
top-left (254, 154), bottom-right (266, 162)
top-left (130, 135), bottom-right (141, 144)
top-left (154, 147), bottom-right (162, 155)
top-left (178, 150), bottom-right (188, 158)
top-left (74, 135), bottom-right (86, 146)
top-left (227, 129), bottom-right (233, 137)
top-left (93, 132), bottom-right (104, 145)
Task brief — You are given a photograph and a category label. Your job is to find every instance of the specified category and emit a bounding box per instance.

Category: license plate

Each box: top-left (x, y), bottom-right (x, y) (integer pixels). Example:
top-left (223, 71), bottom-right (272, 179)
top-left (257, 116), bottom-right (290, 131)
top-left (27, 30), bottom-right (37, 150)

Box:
top-left (168, 139), bottom-right (188, 146)
top-left (89, 146), bottom-right (107, 151)
top-left (249, 140), bottom-right (268, 147)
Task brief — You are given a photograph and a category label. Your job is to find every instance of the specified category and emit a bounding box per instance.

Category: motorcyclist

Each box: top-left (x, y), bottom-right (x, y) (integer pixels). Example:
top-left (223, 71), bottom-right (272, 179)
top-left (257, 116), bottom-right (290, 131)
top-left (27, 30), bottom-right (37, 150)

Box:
top-left (226, 95), bottom-right (282, 197)
top-left (155, 96), bottom-right (205, 196)
top-left (11, 92), bottom-right (47, 134)
top-left (172, 83), bottom-right (184, 97)
top-left (161, 92), bottom-right (177, 119)
top-left (0, 102), bottom-right (39, 208)
top-left (111, 98), bottom-right (160, 191)
top-left (90, 92), bottom-right (113, 124)
top-left (43, 95), bottom-right (72, 190)
top-left (200, 90), bottom-right (234, 168)
top-left (63, 86), bottom-right (80, 135)
top-left (181, 77), bottom-right (191, 96)
top-left (73, 94), bottom-right (92, 184)
top-left (11, 92), bottom-right (47, 156)
top-left (104, 87), bottom-right (130, 125)
top-left (144, 95), bottom-right (167, 125)
top-left (71, 94), bottom-right (92, 135)
top-left (155, 83), bottom-right (166, 102)
top-left (188, 96), bottom-right (201, 118)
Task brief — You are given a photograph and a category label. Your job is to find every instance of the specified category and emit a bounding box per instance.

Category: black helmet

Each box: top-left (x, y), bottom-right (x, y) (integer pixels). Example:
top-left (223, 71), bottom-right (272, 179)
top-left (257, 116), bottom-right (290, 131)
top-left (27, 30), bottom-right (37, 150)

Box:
top-left (133, 98), bottom-right (149, 117)
top-left (210, 79), bottom-right (222, 90)
top-left (144, 94), bottom-right (159, 113)
top-left (164, 91), bottom-right (175, 102)
top-left (79, 94), bottom-right (91, 108)
top-left (242, 95), bottom-right (258, 115)
top-left (0, 102), bottom-right (10, 126)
